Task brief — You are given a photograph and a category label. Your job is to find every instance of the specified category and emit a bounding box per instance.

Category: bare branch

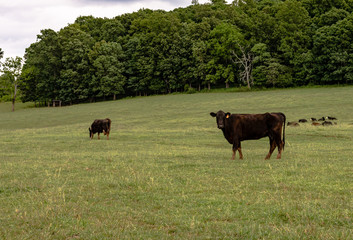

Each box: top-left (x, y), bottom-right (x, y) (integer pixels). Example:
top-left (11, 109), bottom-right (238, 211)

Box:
top-left (231, 44), bottom-right (253, 89)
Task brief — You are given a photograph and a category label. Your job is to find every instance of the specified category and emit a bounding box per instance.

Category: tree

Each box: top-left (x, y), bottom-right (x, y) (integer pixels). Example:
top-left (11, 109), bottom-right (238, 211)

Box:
top-left (128, 10), bottom-right (184, 94)
top-left (1, 57), bottom-right (23, 111)
top-left (207, 23), bottom-right (244, 88)
top-left (211, 0), bottom-right (227, 4)
top-left (311, 13), bottom-right (353, 84)
top-left (186, 20), bottom-right (212, 90)
top-left (231, 44), bottom-right (253, 89)
top-left (0, 48), bottom-right (3, 59)
top-left (124, 35), bottom-right (153, 96)
top-left (58, 24), bottom-right (94, 104)
top-left (302, 0), bottom-right (351, 18)
top-left (192, 40), bottom-right (209, 90)
top-left (20, 29), bottom-right (62, 105)
top-left (89, 41), bottom-right (126, 100)
top-left (251, 43), bottom-right (292, 88)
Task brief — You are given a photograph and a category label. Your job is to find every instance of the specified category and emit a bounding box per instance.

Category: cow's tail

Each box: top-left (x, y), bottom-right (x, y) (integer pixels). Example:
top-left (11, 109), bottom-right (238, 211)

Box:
top-left (106, 118), bottom-right (112, 132)
top-left (280, 113), bottom-right (286, 150)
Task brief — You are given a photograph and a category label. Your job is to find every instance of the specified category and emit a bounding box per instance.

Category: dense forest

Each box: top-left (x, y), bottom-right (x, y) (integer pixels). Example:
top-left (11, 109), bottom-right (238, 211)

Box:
top-left (2, 0), bottom-right (353, 105)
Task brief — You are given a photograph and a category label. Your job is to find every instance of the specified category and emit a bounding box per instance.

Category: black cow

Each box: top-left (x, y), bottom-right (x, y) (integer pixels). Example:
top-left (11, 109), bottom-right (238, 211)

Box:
top-left (89, 118), bottom-right (112, 140)
top-left (299, 119), bottom-right (308, 123)
top-left (210, 111), bottom-right (286, 160)
top-left (322, 121), bottom-right (333, 126)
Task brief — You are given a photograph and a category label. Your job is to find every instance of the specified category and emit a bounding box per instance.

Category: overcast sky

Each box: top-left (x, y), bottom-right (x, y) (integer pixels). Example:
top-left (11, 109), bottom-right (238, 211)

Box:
top-left (0, 0), bottom-right (232, 60)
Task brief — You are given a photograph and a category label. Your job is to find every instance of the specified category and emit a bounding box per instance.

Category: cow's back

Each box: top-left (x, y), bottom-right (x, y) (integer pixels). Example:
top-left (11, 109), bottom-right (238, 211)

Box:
top-left (232, 114), bottom-right (269, 140)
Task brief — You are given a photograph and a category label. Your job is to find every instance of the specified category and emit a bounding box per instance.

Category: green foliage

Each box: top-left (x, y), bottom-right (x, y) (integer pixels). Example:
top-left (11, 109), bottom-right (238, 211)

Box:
top-left (0, 56), bottom-right (22, 111)
top-left (310, 13), bottom-right (353, 84)
top-left (0, 73), bottom-right (12, 100)
top-left (89, 41), bottom-right (126, 100)
top-left (20, 29), bottom-right (61, 103)
top-left (16, 0), bottom-right (353, 105)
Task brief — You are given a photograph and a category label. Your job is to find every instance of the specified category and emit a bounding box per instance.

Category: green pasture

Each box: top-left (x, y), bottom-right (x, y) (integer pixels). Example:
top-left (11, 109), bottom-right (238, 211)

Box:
top-left (1, 87), bottom-right (352, 239)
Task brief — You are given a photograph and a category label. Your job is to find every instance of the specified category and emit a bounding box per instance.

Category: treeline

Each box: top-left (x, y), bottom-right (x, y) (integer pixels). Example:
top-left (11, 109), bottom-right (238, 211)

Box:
top-left (18, 0), bottom-right (353, 105)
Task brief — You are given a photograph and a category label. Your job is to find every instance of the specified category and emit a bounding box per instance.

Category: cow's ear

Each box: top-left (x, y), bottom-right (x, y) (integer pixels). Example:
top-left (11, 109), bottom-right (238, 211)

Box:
top-left (210, 112), bottom-right (217, 117)
top-left (226, 112), bottom-right (231, 119)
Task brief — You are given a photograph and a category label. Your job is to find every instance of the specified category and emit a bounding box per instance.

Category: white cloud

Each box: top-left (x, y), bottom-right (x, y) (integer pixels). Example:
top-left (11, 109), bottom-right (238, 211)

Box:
top-left (0, 0), bottom-right (226, 60)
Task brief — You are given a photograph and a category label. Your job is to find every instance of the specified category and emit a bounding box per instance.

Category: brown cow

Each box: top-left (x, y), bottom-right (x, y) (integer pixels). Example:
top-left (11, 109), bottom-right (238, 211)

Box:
top-left (287, 121), bottom-right (299, 127)
top-left (89, 118), bottom-right (112, 140)
top-left (210, 111), bottom-right (285, 160)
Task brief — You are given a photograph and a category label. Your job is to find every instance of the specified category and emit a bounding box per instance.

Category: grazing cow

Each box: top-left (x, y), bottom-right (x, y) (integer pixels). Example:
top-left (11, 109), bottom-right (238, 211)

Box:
top-left (299, 119), bottom-right (308, 123)
top-left (312, 122), bottom-right (321, 126)
top-left (89, 118), bottom-right (112, 140)
top-left (210, 111), bottom-right (285, 160)
top-left (322, 121), bottom-right (333, 126)
top-left (327, 116), bottom-right (337, 120)
top-left (310, 118), bottom-right (317, 121)
top-left (287, 121), bottom-right (299, 127)
top-left (318, 117), bottom-right (325, 121)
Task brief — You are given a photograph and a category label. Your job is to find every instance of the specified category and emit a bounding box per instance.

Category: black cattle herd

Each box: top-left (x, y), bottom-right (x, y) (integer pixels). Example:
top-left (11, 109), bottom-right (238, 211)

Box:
top-left (287, 116), bottom-right (338, 127)
top-left (89, 112), bottom-right (337, 160)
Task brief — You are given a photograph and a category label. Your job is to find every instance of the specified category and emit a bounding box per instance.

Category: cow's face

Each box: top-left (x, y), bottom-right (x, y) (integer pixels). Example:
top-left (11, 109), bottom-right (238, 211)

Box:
top-left (210, 111), bottom-right (231, 129)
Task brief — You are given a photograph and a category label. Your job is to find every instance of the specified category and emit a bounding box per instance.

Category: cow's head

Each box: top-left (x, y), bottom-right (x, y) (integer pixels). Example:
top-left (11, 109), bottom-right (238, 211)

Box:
top-left (210, 110), bottom-right (231, 129)
top-left (89, 127), bottom-right (92, 138)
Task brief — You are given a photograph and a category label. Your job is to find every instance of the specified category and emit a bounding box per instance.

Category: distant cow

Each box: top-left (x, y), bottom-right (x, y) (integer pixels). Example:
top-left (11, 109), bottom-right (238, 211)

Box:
top-left (327, 116), bottom-right (337, 120)
top-left (312, 122), bottom-right (321, 126)
top-left (322, 121), bottom-right (333, 126)
top-left (299, 119), bottom-right (307, 123)
top-left (318, 117), bottom-right (325, 121)
top-left (287, 121), bottom-right (299, 127)
top-left (89, 118), bottom-right (112, 140)
top-left (310, 118), bottom-right (317, 121)
top-left (210, 111), bottom-right (285, 160)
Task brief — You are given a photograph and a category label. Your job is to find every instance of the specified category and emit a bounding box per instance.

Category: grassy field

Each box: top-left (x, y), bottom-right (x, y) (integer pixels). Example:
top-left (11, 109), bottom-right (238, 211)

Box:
top-left (0, 87), bottom-right (352, 239)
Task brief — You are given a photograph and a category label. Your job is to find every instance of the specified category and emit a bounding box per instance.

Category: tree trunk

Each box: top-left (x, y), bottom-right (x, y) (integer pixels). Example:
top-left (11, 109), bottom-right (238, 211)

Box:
top-left (225, 82), bottom-right (229, 88)
top-left (11, 83), bottom-right (17, 112)
top-left (208, 83), bottom-right (211, 90)
top-left (246, 71), bottom-right (251, 89)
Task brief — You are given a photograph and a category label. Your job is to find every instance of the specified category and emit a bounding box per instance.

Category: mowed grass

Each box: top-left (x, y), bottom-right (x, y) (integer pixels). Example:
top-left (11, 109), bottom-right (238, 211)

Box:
top-left (0, 87), bottom-right (352, 239)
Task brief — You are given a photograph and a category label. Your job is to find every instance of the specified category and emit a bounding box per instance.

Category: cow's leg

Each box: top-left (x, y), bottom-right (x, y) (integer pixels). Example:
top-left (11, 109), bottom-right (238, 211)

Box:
top-left (232, 148), bottom-right (236, 160)
top-left (237, 141), bottom-right (243, 160)
top-left (106, 132), bottom-right (109, 140)
top-left (275, 137), bottom-right (283, 159)
top-left (265, 138), bottom-right (276, 160)
top-left (232, 140), bottom-right (243, 160)
top-left (238, 149), bottom-right (243, 160)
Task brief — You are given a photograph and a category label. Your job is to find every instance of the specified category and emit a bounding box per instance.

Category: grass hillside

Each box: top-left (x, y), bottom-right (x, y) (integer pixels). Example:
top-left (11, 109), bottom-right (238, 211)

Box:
top-left (1, 87), bottom-right (352, 239)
